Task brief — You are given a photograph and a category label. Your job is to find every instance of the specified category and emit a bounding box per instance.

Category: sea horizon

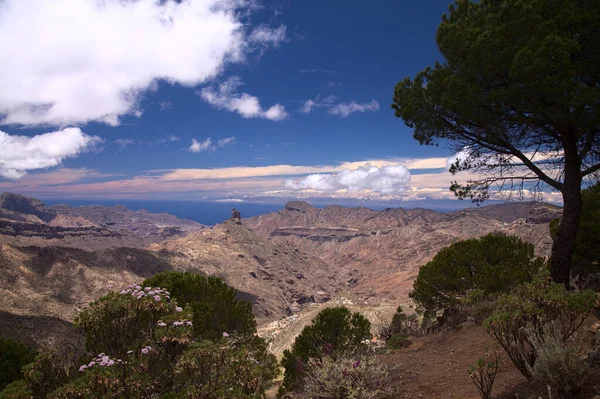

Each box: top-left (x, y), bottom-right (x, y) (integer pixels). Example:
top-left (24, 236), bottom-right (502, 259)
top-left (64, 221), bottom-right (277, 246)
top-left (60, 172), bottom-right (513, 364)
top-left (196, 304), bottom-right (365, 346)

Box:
top-left (38, 197), bottom-right (513, 226)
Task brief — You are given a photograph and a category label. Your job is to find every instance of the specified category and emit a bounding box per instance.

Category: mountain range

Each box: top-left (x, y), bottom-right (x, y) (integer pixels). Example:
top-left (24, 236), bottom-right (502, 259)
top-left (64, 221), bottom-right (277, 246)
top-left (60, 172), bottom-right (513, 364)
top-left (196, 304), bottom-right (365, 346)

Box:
top-left (0, 192), bottom-right (560, 349)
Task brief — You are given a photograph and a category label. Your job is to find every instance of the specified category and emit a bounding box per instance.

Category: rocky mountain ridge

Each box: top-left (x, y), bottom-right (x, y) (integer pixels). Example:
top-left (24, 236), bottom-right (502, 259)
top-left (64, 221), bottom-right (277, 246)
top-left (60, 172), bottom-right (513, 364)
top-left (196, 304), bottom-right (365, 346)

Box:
top-left (0, 193), bottom-right (561, 350)
top-left (245, 200), bottom-right (560, 303)
top-left (0, 192), bottom-right (205, 249)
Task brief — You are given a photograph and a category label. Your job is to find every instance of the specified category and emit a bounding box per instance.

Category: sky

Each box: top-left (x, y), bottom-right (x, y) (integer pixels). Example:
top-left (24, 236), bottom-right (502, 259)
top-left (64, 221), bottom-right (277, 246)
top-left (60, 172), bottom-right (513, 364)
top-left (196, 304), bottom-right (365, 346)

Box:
top-left (0, 0), bottom-right (563, 206)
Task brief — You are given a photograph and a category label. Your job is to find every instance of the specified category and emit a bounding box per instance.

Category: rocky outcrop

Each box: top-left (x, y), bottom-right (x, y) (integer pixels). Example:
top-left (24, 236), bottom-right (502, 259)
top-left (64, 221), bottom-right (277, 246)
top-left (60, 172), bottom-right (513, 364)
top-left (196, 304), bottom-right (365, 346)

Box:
top-left (231, 208), bottom-right (242, 225)
top-left (0, 192), bottom-right (56, 222)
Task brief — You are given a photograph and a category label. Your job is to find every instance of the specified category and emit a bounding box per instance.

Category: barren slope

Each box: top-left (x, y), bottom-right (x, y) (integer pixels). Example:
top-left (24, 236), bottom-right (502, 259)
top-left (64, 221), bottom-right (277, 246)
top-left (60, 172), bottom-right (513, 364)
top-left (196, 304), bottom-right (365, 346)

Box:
top-left (246, 201), bottom-right (558, 303)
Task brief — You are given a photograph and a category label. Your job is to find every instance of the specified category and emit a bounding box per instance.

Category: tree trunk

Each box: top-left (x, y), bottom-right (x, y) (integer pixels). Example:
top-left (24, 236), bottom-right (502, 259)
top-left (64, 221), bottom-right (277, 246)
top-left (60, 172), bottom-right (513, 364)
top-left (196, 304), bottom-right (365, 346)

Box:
top-left (550, 159), bottom-right (583, 289)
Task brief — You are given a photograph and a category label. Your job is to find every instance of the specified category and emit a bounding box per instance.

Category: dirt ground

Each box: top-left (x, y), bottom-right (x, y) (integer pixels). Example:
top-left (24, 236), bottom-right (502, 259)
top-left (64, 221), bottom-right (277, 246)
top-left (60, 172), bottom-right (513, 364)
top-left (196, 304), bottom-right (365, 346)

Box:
top-left (381, 324), bottom-right (524, 399)
top-left (381, 317), bottom-right (600, 399)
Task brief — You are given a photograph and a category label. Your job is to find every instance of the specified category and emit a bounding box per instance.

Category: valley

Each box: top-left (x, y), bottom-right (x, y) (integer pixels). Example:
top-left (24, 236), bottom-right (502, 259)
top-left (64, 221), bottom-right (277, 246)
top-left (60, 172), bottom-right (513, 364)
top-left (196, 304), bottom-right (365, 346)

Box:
top-left (0, 192), bottom-right (560, 354)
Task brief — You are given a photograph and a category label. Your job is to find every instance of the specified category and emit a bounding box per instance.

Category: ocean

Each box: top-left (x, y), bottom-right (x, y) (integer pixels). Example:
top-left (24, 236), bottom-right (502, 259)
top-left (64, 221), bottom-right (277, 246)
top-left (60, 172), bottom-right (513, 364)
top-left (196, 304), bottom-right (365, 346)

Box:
top-left (41, 199), bottom-right (286, 226)
top-left (40, 198), bottom-right (486, 226)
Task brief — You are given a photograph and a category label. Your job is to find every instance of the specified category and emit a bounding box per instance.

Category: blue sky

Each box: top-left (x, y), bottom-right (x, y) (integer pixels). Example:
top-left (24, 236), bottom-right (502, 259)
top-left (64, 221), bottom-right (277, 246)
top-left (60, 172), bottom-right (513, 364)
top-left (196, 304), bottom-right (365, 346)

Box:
top-left (0, 0), bottom-right (564, 205)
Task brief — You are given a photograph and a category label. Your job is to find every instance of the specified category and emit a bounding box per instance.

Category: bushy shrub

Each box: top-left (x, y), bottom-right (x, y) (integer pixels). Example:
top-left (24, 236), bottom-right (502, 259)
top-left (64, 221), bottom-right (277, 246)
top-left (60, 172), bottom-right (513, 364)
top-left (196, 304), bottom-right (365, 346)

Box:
top-left (532, 328), bottom-right (589, 399)
top-left (468, 346), bottom-right (500, 399)
top-left (410, 233), bottom-right (544, 314)
top-left (0, 380), bottom-right (31, 399)
top-left (279, 307), bottom-right (371, 396)
top-left (386, 334), bottom-right (410, 350)
top-left (484, 271), bottom-right (596, 379)
top-left (301, 352), bottom-right (391, 399)
top-left (22, 352), bottom-right (69, 398)
top-left (0, 338), bottom-right (36, 391)
top-left (143, 271), bottom-right (257, 343)
top-left (378, 306), bottom-right (422, 343)
top-left (3, 273), bottom-right (277, 398)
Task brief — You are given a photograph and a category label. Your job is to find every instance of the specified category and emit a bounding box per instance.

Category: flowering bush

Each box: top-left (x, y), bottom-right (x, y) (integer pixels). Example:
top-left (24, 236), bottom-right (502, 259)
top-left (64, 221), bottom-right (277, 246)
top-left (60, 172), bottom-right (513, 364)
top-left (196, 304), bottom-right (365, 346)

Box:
top-left (279, 307), bottom-right (372, 397)
top-left (143, 271), bottom-right (257, 343)
top-left (0, 273), bottom-right (277, 398)
top-left (300, 353), bottom-right (391, 399)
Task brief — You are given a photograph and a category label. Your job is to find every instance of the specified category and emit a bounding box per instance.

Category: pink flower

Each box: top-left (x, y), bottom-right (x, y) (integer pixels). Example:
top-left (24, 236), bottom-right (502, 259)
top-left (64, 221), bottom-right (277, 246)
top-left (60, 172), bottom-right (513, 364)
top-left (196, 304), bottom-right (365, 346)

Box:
top-left (154, 295), bottom-right (161, 301)
top-left (106, 284), bottom-right (113, 290)
top-left (175, 306), bottom-right (183, 312)
top-left (79, 365), bottom-right (87, 372)
top-left (157, 322), bottom-right (167, 327)
top-left (186, 321), bottom-right (193, 326)
top-left (222, 332), bottom-right (230, 337)
top-left (141, 348), bottom-right (149, 354)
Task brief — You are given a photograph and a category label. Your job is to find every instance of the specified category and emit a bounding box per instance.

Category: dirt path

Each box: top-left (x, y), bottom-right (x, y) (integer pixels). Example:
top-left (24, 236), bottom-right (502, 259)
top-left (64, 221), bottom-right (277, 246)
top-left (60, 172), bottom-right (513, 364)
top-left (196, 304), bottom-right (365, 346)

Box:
top-left (381, 324), bottom-right (525, 399)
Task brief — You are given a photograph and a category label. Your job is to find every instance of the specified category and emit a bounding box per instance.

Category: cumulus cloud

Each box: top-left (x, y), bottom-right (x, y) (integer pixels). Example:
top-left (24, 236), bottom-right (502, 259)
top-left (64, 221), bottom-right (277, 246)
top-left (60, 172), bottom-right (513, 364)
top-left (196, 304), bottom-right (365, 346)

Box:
top-left (199, 77), bottom-right (288, 120)
top-left (285, 165), bottom-right (411, 195)
top-left (190, 136), bottom-right (236, 153)
top-left (190, 138), bottom-right (214, 153)
top-left (301, 95), bottom-right (379, 117)
top-left (0, 128), bottom-right (102, 179)
top-left (328, 100), bottom-right (380, 118)
top-left (0, 0), bottom-right (286, 126)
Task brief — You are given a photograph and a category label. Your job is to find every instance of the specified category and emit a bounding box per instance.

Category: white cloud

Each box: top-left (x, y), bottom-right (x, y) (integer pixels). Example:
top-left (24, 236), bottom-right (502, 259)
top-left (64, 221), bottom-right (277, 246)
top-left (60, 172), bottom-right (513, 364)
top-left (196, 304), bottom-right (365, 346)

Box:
top-left (0, 128), bottom-right (101, 179)
top-left (217, 137), bottom-right (235, 146)
top-left (114, 138), bottom-right (136, 150)
top-left (190, 136), bottom-right (236, 153)
top-left (249, 25), bottom-right (286, 46)
top-left (158, 101), bottom-right (173, 112)
top-left (0, 0), bottom-right (286, 127)
top-left (199, 77), bottom-right (288, 120)
top-left (446, 148), bottom-right (471, 169)
top-left (300, 95), bottom-right (337, 114)
top-left (159, 135), bottom-right (180, 143)
top-left (300, 95), bottom-right (379, 117)
top-left (190, 138), bottom-right (214, 153)
top-left (285, 165), bottom-right (411, 195)
top-left (326, 81), bottom-right (343, 88)
top-left (328, 100), bottom-right (380, 118)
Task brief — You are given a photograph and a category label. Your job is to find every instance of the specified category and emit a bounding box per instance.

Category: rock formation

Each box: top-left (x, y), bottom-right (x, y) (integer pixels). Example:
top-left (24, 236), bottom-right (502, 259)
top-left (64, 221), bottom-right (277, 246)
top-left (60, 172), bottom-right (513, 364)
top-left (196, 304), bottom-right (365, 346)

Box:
top-left (231, 208), bottom-right (242, 225)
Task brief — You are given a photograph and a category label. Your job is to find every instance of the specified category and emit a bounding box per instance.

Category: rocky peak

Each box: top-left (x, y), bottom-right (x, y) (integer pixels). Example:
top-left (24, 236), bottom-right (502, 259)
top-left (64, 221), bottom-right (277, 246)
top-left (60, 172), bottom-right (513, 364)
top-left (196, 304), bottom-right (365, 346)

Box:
top-left (231, 208), bottom-right (242, 225)
top-left (284, 201), bottom-right (314, 213)
top-left (0, 192), bottom-right (56, 222)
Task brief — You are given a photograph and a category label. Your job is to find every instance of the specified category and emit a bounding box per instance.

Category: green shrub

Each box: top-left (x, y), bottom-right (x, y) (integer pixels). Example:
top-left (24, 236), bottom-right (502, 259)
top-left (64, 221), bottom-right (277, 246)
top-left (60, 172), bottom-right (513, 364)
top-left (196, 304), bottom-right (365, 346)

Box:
top-left (484, 271), bottom-right (596, 379)
top-left (0, 380), bottom-right (32, 399)
top-left (4, 273), bottom-right (277, 398)
top-left (410, 233), bottom-right (544, 314)
top-left (301, 352), bottom-right (391, 399)
top-left (387, 334), bottom-right (410, 350)
top-left (532, 327), bottom-right (589, 399)
top-left (0, 338), bottom-right (36, 391)
top-left (143, 271), bottom-right (257, 343)
top-left (279, 307), bottom-right (371, 396)
top-left (22, 352), bottom-right (69, 398)
top-left (379, 306), bottom-right (422, 342)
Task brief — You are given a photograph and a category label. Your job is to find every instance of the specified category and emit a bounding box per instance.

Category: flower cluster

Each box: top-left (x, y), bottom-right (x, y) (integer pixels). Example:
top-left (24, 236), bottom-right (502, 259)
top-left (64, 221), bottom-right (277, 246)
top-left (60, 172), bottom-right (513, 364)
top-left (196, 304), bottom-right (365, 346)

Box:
top-left (157, 320), bottom-right (192, 327)
top-left (79, 353), bottom-right (122, 372)
top-left (119, 285), bottom-right (171, 301)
